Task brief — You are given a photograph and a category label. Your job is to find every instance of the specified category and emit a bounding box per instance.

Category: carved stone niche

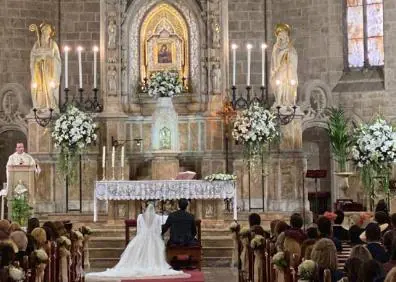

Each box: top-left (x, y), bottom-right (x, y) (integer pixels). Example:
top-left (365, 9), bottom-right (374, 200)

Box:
top-left (120, 0), bottom-right (207, 115)
top-left (301, 80), bottom-right (332, 121)
top-left (0, 83), bottom-right (30, 128)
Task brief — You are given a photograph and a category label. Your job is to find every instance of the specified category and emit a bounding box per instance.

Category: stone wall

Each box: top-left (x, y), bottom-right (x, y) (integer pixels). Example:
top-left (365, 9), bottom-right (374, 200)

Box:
top-left (228, 0), bottom-right (266, 91)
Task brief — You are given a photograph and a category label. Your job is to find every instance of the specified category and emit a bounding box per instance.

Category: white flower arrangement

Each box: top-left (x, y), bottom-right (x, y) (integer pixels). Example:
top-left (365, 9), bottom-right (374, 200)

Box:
top-left (232, 102), bottom-right (278, 156)
top-left (9, 266), bottom-right (25, 281)
top-left (229, 222), bottom-right (240, 233)
top-left (204, 173), bottom-right (237, 181)
top-left (52, 105), bottom-right (98, 181)
top-left (239, 227), bottom-right (251, 238)
top-left (147, 70), bottom-right (183, 98)
top-left (57, 236), bottom-right (71, 248)
top-left (34, 248), bottom-right (49, 263)
top-left (272, 251), bottom-right (288, 269)
top-left (250, 235), bottom-right (265, 249)
top-left (297, 260), bottom-right (316, 280)
top-left (351, 117), bottom-right (396, 168)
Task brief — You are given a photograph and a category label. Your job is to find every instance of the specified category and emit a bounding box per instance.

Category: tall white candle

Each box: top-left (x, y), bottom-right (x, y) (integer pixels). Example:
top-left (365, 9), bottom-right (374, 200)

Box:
top-left (64, 46), bottom-right (70, 88)
top-left (261, 43), bottom-right (267, 86)
top-left (111, 146), bottom-right (115, 168)
top-left (93, 46), bottom-right (99, 89)
top-left (231, 44), bottom-right (237, 86)
top-left (233, 183), bottom-right (237, 220)
top-left (121, 146), bottom-right (124, 168)
top-left (246, 44), bottom-right (252, 86)
top-left (102, 146), bottom-right (106, 168)
top-left (77, 46), bottom-right (83, 89)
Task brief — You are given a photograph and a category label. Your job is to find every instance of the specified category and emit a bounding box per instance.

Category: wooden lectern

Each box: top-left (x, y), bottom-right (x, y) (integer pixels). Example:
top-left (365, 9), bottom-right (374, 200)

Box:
top-left (6, 165), bottom-right (36, 220)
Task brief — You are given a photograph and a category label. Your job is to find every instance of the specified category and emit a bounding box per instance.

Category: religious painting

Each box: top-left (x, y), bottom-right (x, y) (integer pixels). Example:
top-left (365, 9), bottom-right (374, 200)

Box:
top-left (157, 43), bottom-right (172, 64)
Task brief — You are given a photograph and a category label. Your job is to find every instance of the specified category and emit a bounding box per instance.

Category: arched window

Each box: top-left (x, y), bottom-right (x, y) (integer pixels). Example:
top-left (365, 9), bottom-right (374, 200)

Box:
top-left (345, 0), bottom-right (384, 68)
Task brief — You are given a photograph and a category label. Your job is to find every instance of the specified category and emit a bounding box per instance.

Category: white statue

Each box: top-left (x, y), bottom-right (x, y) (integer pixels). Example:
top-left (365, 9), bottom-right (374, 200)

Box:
top-left (211, 62), bottom-right (221, 94)
top-left (270, 23), bottom-right (298, 107)
top-left (211, 18), bottom-right (221, 48)
top-left (29, 23), bottom-right (61, 111)
top-left (108, 66), bottom-right (117, 94)
top-left (108, 18), bottom-right (117, 49)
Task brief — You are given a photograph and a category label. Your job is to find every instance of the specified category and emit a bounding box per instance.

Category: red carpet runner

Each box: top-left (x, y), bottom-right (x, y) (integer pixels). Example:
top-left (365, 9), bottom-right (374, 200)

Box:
top-left (121, 271), bottom-right (204, 282)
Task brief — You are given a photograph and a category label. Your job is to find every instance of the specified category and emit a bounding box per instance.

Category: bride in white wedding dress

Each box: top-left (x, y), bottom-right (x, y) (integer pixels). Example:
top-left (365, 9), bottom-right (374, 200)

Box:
top-left (85, 203), bottom-right (190, 281)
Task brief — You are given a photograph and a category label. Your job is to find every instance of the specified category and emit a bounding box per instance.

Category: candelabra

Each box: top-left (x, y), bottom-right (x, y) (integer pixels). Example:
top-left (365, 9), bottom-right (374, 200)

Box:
top-left (32, 108), bottom-right (54, 127)
top-left (231, 85), bottom-right (267, 110)
top-left (61, 87), bottom-right (103, 113)
top-left (111, 136), bottom-right (143, 147)
top-left (275, 105), bottom-right (297, 125)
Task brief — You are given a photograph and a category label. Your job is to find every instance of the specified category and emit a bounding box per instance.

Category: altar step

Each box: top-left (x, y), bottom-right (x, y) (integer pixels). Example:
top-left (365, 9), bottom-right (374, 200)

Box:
top-left (87, 226), bottom-right (233, 271)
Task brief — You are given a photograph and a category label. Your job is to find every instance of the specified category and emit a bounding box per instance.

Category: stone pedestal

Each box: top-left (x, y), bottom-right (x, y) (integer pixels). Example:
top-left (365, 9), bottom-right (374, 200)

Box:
top-left (151, 153), bottom-right (180, 180)
top-left (267, 107), bottom-right (308, 213)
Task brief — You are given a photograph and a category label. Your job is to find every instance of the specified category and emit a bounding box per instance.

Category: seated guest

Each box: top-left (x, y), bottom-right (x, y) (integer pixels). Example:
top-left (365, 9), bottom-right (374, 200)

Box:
top-left (306, 225), bottom-right (319, 240)
top-left (26, 217), bottom-right (40, 255)
top-left (357, 259), bottom-right (385, 282)
top-left (0, 219), bottom-right (10, 234)
top-left (375, 211), bottom-right (390, 234)
top-left (383, 229), bottom-right (395, 258)
top-left (333, 210), bottom-right (349, 241)
top-left (344, 257), bottom-right (363, 282)
top-left (383, 238), bottom-right (396, 273)
top-left (248, 213), bottom-right (269, 238)
top-left (350, 224), bottom-right (364, 245)
top-left (274, 221), bottom-right (290, 252)
top-left (8, 222), bottom-right (21, 233)
top-left (162, 198), bottom-right (197, 246)
top-left (311, 238), bottom-right (344, 282)
top-left (301, 239), bottom-right (316, 260)
top-left (317, 216), bottom-right (342, 251)
top-left (10, 230), bottom-right (28, 266)
top-left (270, 219), bottom-right (281, 240)
top-left (375, 199), bottom-right (389, 218)
top-left (31, 227), bottom-right (47, 250)
top-left (365, 222), bottom-right (389, 263)
top-left (385, 267), bottom-right (396, 282)
top-left (349, 245), bottom-right (372, 263)
top-left (0, 242), bottom-right (16, 268)
top-left (284, 213), bottom-right (307, 244)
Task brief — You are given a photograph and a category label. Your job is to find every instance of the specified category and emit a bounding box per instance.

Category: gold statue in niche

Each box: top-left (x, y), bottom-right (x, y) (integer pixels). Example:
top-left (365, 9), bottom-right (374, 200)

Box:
top-left (140, 4), bottom-right (189, 82)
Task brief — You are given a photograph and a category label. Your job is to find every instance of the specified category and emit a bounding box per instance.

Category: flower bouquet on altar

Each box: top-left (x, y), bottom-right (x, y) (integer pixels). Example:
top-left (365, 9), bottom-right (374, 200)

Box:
top-left (147, 70), bottom-right (183, 98)
top-left (52, 105), bottom-right (98, 183)
top-left (232, 102), bottom-right (278, 159)
top-left (204, 173), bottom-right (237, 181)
top-left (351, 117), bottom-right (396, 196)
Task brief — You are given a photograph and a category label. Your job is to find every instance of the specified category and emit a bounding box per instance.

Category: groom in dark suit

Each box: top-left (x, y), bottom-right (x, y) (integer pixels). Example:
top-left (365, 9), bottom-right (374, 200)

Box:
top-left (161, 198), bottom-right (197, 246)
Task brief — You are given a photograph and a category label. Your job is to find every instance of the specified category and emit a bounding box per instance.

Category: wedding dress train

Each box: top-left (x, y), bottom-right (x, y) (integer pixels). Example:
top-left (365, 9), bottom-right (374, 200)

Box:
top-left (85, 204), bottom-right (190, 281)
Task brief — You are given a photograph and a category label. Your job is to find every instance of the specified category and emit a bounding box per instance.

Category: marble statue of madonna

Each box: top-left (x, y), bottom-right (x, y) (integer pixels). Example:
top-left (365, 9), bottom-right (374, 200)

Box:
top-left (270, 23), bottom-right (298, 107)
top-left (30, 23), bottom-right (61, 111)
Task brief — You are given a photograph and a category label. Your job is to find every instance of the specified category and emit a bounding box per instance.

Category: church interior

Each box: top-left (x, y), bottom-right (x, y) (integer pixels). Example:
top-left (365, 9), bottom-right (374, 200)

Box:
top-left (0, 0), bottom-right (395, 281)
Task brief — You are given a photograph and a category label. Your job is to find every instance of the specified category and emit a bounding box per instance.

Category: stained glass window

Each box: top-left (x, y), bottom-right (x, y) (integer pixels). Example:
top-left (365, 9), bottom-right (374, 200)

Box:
top-left (346, 0), bottom-right (384, 68)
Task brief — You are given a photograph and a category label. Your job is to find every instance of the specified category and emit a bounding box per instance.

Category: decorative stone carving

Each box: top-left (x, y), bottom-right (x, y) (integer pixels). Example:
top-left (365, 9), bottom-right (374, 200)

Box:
top-left (301, 80), bottom-right (332, 126)
top-left (0, 84), bottom-right (29, 130)
top-left (107, 17), bottom-right (117, 49)
top-left (107, 66), bottom-right (117, 95)
top-left (270, 23), bottom-right (298, 107)
top-left (211, 62), bottom-right (221, 94)
top-left (29, 23), bottom-right (61, 111)
top-left (210, 17), bottom-right (221, 48)
top-left (152, 97), bottom-right (179, 152)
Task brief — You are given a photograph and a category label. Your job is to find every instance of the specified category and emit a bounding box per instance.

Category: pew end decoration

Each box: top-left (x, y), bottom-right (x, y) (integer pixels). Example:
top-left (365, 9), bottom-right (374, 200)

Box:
top-left (297, 259), bottom-right (316, 281)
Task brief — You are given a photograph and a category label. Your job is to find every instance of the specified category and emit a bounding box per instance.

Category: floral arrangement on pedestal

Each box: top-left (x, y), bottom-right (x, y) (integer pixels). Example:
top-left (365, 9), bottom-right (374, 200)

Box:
top-left (351, 117), bottom-right (396, 198)
top-left (52, 105), bottom-right (98, 182)
top-left (147, 70), bottom-right (183, 98)
top-left (204, 173), bottom-right (237, 181)
top-left (297, 259), bottom-right (316, 281)
top-left (8, 265), bottom-right (25, 281)
top-left (11, 182), bottom-right (32, 226)
top-left (232, 102), bottom-right (278, 159)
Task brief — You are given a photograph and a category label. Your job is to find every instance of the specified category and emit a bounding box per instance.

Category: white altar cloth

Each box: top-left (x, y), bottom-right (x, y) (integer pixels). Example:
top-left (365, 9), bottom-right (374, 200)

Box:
top-left (94, 180), bottom-right (237, 222)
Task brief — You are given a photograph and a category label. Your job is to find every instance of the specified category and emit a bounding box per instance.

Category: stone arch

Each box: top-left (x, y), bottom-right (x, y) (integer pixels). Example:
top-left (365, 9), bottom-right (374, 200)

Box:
top-left (0, 83), bottom-right (30, 135)
top-left (123, 0), bottom-right (205, 99)
top-left (302, 125), bottom-right (332, 211)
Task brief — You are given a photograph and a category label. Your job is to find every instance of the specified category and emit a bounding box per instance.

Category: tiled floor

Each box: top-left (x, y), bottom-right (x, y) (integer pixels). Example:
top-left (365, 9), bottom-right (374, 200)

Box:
top-left (203, 267), bottom-right (238, 282)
